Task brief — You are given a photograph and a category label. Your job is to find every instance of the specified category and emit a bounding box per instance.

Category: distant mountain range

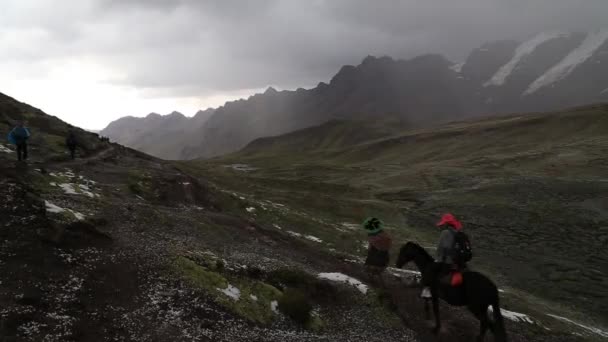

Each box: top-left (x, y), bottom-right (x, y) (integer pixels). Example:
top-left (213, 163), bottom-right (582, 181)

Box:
top-left (101, 30), bottom-right (608, 160)
top-left (102, 109), bottom-right (214, 159)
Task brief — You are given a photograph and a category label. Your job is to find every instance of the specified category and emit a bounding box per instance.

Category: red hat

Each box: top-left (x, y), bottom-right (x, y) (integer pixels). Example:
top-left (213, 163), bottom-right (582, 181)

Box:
top-left (437, 213), bottom-right (463, 230)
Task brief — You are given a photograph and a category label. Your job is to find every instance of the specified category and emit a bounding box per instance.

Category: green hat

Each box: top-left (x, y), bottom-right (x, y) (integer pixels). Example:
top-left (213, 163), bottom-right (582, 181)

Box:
top-left (363, 217), bottom-right (384, 235)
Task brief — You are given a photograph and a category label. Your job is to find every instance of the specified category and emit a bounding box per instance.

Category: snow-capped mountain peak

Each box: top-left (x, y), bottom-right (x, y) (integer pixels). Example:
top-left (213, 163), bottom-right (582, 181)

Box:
top-left (525, 29), bottom-right (608, 95)
top-left (484, 31), bottom-right (567, 87)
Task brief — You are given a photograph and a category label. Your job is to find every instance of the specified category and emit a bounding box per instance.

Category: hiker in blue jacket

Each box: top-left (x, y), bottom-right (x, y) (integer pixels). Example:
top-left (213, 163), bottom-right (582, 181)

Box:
top-left (8, 121), bottom-right (31, 161)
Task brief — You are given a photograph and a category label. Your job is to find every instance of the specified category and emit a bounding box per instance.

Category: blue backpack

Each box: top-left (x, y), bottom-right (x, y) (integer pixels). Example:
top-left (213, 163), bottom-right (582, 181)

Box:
top-left (7, 132), bottom-right (16, 145)
top-left (8, 128), bottom-right (30, 144)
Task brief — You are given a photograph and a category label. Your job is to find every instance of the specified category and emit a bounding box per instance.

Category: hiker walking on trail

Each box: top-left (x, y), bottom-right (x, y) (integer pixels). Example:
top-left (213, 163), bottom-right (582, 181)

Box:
top-left (66, 130), bottom-right (78, 160)
top-left (363, 217), bottom-right (392, 279)
top-left (8, 121), bottom-right (31, 162)
top-left (421, 213), bottom-right (472, 298)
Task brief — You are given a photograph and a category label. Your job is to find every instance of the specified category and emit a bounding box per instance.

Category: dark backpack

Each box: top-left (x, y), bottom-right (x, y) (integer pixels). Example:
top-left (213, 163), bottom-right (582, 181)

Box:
top-left (453, 231), bottom-right (473, 264)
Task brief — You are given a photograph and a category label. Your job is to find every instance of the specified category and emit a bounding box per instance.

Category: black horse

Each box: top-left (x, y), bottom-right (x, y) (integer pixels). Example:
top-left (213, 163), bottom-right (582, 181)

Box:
top-left (396, 242), bottom-right (507, 342)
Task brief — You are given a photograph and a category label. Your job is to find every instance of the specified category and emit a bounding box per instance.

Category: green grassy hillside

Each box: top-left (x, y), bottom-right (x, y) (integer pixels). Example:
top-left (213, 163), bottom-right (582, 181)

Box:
top-left (242, 119), bottom-right (405, 156)
top-left (190, 104), bottom-right (608, 333)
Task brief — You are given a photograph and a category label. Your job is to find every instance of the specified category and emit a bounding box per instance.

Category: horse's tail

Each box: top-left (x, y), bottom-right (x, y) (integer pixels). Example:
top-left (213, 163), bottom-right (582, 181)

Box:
top-left (491, 296), bottom-right (508, 342)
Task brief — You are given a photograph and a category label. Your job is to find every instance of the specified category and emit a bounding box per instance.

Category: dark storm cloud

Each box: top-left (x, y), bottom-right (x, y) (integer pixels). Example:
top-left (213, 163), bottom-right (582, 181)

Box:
top-left (3, 0), bottom-right (608, 97)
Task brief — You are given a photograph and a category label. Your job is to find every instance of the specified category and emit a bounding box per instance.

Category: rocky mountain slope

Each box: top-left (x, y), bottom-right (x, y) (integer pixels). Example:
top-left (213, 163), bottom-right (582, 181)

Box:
top-left (102, 30), bottom-right (608, 160)
top-left (2, 94), bottom-right (595, 341)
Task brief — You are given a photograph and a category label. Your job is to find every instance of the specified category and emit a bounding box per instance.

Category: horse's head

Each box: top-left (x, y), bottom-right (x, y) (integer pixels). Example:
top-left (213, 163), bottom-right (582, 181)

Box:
top-left (395, 241), bottom-right (423, 268)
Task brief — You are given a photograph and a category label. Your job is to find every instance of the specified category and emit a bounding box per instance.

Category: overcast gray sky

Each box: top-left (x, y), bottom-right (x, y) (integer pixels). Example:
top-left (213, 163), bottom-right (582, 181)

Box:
top-left (1, 0), bottom-right (607, 129)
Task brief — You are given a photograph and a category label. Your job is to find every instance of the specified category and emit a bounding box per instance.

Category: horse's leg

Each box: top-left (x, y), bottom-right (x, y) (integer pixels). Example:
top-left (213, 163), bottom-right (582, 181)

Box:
top-left (424, 298), bottom-right (431, 320)
top-left (431, 287), bottom-right (441, 334)
top-left (472, 310), bottom-right (489, 342)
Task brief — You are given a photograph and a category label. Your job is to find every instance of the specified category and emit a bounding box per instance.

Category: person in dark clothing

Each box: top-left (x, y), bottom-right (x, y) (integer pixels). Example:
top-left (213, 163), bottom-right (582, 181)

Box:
top-left (421, 213), bottom-right (466, 298)
top-left (66, 131), bottom-right (78, 159)
top-left (8, 121), bottom-right (31, 162)
top-left (363, 217), bottom-right (392, 280)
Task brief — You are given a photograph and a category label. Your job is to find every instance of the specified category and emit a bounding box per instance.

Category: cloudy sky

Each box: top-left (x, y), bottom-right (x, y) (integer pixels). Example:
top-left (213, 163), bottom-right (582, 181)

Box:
top-left (1, 0), bottom-right (607, 129)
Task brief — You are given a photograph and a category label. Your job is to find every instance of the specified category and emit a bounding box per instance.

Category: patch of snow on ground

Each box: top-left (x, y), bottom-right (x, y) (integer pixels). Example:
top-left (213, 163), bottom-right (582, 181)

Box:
top-left (45, 201), bottom-right (65, 214)
top-left (266, 201), bottom-right (285, 208)
top-left (49, 171), bottom-right (100, 197)
top-left (0, 144), bottom-right (13, 153)
top-left (488, 307), bottom-right (533, 324)
top-left (341, 223), bottom-right (360, 231)
top-left (287, 231), bottom-right (302, 238)
top-left (225, 164), bottom-right (259, 172)
top-left (44, 201), bottom-right (85, 221)
top-left (526, 29), bottom-right (608, 94)
top-left (217, 284), bottom-right (241, 301)
top-left (343, 258), bottom-right (361, 264)
top-left (246, 207), bottom-right (256, 213)
top-left (318, 273), bottom-right (368, 294)
top-left (270, 300), bottom-right (279, 314)
top-left (59, 183), bottom-right (78, 195)
top-left (547, 314), bottom-right (608, 338)
top-left (361, 241), bottom-right (368, 249)
top-left (57, 183), bottom-right (99, 198)
top-left (485, 32), bottom-right (565, 87)
top-left (305, 235), bottom-right (323, 243)
top-left (250, 295), bottom-right (258, 301)
top-left (71, 211), bottom-right (86, 221)
top-left (273, 224), bottom-right (283, 230)
top-left (387, 267), bottom-right (421, 277)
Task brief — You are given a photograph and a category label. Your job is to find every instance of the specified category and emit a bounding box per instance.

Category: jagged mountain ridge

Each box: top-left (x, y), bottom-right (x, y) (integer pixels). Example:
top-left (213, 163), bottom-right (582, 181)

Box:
top-left (102, 109), bottom-right (214, 159)
top-left (102, 30), bottom-right (608, 160)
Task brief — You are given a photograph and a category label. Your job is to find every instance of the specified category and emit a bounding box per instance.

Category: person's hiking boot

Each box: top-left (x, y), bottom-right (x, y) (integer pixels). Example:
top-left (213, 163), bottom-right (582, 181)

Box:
top-left (420, 287), bottom-right (432, 299)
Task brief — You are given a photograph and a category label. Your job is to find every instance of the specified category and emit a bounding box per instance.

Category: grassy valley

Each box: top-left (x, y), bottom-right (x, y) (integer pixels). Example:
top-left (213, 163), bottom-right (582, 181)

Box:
top-left (187, 104), bottom-right (608, 337)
